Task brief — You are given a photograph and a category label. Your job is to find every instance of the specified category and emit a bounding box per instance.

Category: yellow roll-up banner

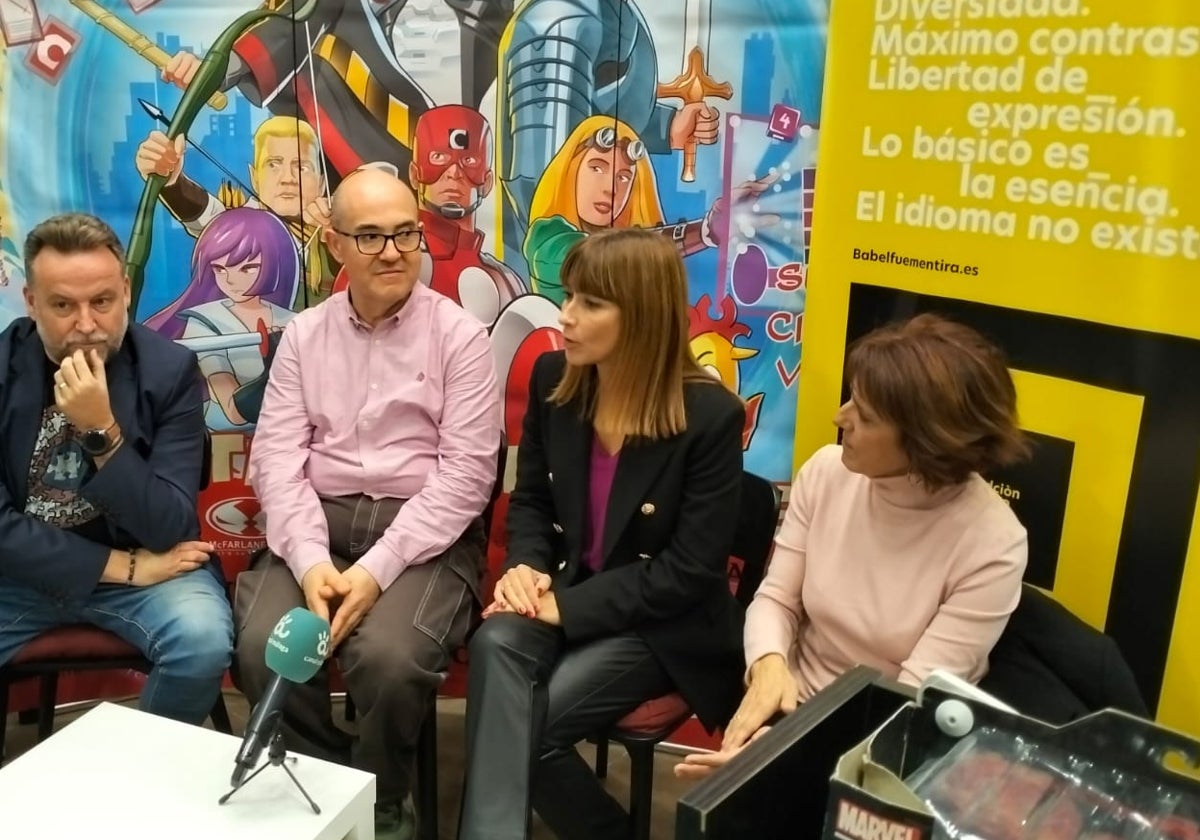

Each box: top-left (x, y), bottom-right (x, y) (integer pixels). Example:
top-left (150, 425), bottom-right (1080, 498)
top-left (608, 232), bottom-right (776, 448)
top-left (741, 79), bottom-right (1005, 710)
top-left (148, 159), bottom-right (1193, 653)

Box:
top-left (801, 0), bottom-right (1199, 731)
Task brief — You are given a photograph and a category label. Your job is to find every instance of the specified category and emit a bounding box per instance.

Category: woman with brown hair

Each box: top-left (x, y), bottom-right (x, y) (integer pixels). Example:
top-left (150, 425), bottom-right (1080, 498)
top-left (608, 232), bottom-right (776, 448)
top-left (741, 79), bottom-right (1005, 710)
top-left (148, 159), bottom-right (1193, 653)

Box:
top-left (677, 313), bottom-right (1031, 778)
top-left (458, 228), bottom-right (747, 839)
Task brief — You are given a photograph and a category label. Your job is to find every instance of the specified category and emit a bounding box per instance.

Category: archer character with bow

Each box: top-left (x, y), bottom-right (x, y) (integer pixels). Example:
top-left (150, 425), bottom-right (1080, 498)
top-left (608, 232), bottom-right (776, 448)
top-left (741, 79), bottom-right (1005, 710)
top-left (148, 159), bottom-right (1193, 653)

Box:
top-left (134, 112), bottom-right (338, 307)
top-left (155, 0), bottom-right (513, 191)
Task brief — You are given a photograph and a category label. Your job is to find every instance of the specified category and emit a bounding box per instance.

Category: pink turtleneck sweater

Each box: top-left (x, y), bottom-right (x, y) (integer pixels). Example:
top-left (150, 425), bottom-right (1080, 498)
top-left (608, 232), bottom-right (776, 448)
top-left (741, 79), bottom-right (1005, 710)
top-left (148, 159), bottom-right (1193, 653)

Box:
top-left (744, 445), bottom-right (1028, 700)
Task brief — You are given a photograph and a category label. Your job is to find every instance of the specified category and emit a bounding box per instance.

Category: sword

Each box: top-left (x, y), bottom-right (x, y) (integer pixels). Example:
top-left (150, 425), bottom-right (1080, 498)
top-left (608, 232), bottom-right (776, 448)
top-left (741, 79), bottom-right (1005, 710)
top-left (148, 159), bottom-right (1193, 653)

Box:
top-left (176, 322), bottom-right (271, 355)
top-left (655, 0), bottom-right (731, 183)
top-left (69, 0), bottom-right (228, 111)
top-left (679, 0), bottom-right (712, 69)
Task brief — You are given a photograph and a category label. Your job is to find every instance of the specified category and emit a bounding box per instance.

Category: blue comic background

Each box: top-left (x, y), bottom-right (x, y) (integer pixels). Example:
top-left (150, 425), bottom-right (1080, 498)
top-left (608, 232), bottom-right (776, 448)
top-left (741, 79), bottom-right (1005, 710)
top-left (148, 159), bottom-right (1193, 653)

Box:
top-left (0, 0), bottom-right (826, 559)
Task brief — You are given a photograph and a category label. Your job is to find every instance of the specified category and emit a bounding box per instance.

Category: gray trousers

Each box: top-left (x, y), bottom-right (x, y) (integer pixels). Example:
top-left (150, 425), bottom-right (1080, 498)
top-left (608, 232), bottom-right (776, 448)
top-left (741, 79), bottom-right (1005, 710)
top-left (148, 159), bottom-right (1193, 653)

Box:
top-left (233, 495), bottom-right (484, 803)
top-left (459, 614), bottom-right (673, 840)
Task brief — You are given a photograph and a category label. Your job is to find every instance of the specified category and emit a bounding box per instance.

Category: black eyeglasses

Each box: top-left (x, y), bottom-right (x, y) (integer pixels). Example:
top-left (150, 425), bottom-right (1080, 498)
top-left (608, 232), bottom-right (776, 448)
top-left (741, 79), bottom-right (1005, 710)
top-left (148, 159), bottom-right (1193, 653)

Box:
top-left (334, 229), bottom-right (424, 255)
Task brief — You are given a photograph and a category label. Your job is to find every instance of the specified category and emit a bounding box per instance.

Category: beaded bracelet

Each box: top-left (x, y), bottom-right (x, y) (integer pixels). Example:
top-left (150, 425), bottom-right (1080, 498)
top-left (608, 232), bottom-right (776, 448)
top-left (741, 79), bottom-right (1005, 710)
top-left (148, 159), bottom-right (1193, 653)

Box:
top-left (127, 549), bottom-right (137, 585)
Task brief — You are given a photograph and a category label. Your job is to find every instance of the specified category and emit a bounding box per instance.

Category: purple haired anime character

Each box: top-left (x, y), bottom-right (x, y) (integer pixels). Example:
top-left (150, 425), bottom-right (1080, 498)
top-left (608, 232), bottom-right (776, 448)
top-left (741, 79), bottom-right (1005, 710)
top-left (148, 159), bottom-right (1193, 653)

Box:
top-left (146, 207), bottom-right (301, 430)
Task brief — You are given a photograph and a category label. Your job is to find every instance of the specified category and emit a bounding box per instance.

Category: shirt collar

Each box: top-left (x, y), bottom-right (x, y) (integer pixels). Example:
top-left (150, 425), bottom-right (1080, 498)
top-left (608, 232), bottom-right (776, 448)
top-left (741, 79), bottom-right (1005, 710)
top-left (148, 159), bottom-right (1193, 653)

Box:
top-left (342, 283), bottom-right (424, 332)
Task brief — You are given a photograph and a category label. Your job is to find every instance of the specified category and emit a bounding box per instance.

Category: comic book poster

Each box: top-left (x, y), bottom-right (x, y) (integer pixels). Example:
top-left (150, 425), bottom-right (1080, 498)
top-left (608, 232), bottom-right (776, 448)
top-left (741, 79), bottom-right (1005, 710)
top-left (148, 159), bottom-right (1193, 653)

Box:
top-left (0, 0), bottom-right (826, 586)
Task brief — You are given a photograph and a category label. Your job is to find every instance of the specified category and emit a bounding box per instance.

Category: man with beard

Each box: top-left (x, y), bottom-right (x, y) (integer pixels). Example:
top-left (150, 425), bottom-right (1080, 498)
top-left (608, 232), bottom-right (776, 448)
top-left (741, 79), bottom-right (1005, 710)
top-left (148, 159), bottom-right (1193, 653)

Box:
top-left (0, 213), bottom-right (233, 727)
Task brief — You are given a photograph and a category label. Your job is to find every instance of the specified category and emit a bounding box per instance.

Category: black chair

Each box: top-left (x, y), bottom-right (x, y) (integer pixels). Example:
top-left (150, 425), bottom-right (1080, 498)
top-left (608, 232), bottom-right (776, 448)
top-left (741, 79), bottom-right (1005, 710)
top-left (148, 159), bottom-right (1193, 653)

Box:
top-left (979, 583), bottom-right (1148, 724)
top-left (0, 429), bottom-right (233, 765)
top-left (591, 470), bottom-right (783, 840)
top-left (340, 433), bottom-right (508, 840)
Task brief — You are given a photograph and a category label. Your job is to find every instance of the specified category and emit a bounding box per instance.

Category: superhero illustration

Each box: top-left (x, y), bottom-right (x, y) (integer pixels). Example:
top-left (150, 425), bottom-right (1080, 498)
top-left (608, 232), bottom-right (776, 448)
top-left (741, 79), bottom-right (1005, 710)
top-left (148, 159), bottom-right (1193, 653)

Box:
top-left (406, 105), bottom-right (525, 325)
top-left (524, 115), bottom-right (777, 304)
top-left (498, 0), bottom-right (726, 245)
top-left (144, 208), bottom-right (301, 432)
top-left (0, 199), bottom-right (15, 290)
top-left (490, 294), bottom-right (566, 447)
top-left (1, 0), bottom-right (816, 508)
top-left (0, 197), bottom-right (18, 324)
top-left (0, 37), bottom-right (23, 303)
top-left (157, 0), bottom-right (515, 187)
top-left (0, 0), bottom-right (820, 736)
top-left (326, 105), bottom-right (526, 323)
top-left (135, 115), bottom-right (337, 306)
top-left (688, 294), bottom-right (763, 450)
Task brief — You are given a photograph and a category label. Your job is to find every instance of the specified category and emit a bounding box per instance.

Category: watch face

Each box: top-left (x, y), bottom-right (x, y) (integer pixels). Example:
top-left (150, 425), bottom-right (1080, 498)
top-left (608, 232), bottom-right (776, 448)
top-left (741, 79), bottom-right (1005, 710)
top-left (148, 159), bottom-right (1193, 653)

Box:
top-left (81, 429), bottom-right (110, 456)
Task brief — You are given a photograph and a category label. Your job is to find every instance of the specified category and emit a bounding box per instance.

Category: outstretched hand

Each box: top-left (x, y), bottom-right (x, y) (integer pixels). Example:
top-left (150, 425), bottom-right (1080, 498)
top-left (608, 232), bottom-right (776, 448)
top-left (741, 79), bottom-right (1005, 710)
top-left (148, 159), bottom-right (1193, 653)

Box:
top-left (673, 725), bottom-right (771, 781)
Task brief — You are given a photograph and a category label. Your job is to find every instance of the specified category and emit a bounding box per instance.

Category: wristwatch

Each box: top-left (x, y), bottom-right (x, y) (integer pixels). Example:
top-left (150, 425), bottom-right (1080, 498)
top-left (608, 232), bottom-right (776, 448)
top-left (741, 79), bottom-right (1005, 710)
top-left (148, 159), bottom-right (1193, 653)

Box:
top-left (80, 421), bottom-right (120, 457)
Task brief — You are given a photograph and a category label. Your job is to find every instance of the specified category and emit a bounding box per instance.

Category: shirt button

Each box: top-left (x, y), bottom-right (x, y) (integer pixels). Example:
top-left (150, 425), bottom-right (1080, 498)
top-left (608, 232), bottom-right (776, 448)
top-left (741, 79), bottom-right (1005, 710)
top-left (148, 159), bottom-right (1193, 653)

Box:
top-left (370, 383), bottom-right (378, 390)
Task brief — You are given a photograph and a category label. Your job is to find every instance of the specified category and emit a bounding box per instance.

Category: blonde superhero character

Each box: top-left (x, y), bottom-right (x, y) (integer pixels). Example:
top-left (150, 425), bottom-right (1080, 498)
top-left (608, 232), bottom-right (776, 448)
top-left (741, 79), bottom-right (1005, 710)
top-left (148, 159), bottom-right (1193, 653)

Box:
top-left (524, 115), bottom-right (779, 304)
top-left (523, 116), bottom-right (663, 303)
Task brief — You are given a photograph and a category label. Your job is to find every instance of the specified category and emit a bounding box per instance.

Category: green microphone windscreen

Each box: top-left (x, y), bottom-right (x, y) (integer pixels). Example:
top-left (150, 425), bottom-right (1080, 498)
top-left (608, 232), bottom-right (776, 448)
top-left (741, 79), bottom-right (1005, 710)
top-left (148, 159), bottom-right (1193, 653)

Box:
top-left (264, 607), bottom-right (330, 683)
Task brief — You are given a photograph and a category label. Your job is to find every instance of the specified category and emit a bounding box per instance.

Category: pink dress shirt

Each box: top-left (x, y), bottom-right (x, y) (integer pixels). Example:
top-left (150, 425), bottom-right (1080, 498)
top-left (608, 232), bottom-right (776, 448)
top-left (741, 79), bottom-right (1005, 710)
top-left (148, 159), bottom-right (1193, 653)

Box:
top-left (248, 285), bottom-right (502, 590)
top-left (744, 445), bottom-right (1027, 700)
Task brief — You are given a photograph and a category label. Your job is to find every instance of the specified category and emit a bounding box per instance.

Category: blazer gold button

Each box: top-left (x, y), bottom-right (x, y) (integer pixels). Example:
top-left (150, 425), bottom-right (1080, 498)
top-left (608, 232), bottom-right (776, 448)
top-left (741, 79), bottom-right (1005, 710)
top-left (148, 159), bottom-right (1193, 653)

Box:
top-left (553, 523), bottom-right (564, 533)
top-left (640, 503), bottom-right (656, 515)
top-left (548, 472), bottom-right (554, 482)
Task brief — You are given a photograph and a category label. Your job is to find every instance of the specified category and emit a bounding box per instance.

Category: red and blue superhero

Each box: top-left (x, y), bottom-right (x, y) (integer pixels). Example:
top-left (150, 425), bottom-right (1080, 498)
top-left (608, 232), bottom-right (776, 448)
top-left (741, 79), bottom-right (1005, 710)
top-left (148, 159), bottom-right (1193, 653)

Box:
top-left (407, 105), bottom-right (525, 325)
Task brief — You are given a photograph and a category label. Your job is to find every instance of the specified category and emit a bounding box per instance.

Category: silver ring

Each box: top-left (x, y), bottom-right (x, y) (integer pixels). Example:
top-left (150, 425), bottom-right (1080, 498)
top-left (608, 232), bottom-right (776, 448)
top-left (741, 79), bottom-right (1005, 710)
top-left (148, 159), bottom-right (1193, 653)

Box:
top-left (56, 382), bottom-right (67, 389)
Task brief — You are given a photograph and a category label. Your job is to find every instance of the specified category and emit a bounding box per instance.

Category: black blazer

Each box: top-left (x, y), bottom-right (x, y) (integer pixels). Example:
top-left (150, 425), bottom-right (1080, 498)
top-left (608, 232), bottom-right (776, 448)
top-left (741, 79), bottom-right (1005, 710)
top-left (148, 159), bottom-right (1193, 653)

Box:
top-left (0, 318), bottom-right (217, 605)
top-left (979, 584), bottom-right (1148, 724)
top-left (504, 351), bottom-right (746, 730)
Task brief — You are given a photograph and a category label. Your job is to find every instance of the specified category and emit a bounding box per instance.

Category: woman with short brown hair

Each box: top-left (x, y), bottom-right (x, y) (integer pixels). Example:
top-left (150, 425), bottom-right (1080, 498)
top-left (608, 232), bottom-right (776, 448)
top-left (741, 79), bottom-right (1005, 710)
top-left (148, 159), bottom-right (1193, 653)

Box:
top-left (678, 313), bottom-right (1030, 778)
top-left (841, 313), bottom-right (1029, 489)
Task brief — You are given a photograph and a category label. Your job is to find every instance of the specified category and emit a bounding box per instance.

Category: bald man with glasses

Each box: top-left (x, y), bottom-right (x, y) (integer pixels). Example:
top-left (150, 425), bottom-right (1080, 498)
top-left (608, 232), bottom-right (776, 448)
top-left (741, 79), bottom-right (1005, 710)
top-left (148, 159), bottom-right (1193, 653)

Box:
top-left (233, 169), bottom-right (501, 839)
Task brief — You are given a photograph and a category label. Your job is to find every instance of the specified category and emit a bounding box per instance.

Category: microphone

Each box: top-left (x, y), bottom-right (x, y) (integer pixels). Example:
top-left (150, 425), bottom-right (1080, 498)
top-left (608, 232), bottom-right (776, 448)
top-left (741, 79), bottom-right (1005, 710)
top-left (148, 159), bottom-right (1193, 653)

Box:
top-left (231, 607), bottom-right (330, 786)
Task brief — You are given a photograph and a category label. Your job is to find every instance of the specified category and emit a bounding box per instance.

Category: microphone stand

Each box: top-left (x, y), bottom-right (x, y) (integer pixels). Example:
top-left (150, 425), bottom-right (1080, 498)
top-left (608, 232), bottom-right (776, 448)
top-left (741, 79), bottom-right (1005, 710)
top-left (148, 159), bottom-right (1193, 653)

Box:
top-left (218, 723), bottom-right (322, 814)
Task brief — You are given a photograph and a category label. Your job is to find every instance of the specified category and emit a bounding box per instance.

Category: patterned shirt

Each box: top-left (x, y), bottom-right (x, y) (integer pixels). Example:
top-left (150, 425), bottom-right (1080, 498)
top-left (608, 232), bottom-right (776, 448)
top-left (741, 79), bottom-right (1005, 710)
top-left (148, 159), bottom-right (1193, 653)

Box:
top-left (23, 367), bottom-right (108, 545)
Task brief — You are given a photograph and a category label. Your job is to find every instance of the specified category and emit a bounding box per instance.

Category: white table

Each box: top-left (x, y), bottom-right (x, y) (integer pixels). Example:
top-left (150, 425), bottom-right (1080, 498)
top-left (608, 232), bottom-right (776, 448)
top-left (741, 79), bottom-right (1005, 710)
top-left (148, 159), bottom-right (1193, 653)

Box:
top-left (0, 702), bottom-right (375, 840)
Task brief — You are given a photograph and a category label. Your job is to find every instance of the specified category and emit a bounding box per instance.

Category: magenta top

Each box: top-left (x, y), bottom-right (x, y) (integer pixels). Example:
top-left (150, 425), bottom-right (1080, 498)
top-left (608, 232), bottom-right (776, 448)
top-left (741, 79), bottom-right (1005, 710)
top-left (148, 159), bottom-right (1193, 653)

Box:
top-left (583, 436), bottom-right (621, 572)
